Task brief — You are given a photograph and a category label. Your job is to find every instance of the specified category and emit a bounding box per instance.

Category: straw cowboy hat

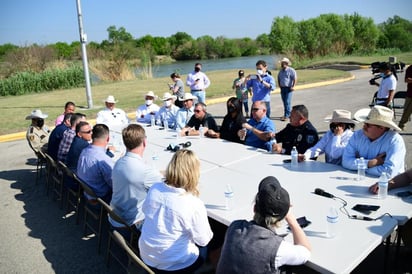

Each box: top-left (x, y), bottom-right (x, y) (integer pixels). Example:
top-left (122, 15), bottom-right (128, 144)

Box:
top-left (25, 109), bottom-right (48, 120)
top-left (354, 105), bottom-right (401, 131)
top-left (324, 109), bottom-right (357, 124)
top-left (144, 91), bottom-right (157, 99)
top-left (161, 92), bottom-right (176, 101)
top-left (279, 57), bottom-right (291, 65)
top-left (181, 93), bottom-right (197, 101)
top-left (104, 95), bottom-right (118, 103)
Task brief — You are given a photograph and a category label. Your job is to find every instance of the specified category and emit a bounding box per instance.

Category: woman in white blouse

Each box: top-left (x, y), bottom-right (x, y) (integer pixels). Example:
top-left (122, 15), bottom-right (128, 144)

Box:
top-left (302, 109), bottom-right (357, 165)
top-left (139, 149), bottom-right (213, 273)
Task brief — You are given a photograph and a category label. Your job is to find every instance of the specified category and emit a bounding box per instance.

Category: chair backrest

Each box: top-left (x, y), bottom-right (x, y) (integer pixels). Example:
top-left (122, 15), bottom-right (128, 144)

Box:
top-left (394, 91), bottom-right (407, 100)
top-left (111, 230), bottom-right (154, 274)
top-left (73, 173), bottom-right (97, 199)
top-left (58, 160), bottom-right (75, 179)
top-left (97, 198), bottom-right (129, 228)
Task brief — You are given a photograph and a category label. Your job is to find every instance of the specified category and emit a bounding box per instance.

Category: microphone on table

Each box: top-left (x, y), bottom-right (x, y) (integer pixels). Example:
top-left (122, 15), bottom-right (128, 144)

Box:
top-left (351, 215), bottom-right (374, 221)
top-left (314, 188), bottom-right (335, 198)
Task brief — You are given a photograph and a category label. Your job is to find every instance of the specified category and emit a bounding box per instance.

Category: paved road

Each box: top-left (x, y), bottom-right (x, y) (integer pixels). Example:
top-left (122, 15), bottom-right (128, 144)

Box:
top-left (0, 69), bottom-right (410, 273)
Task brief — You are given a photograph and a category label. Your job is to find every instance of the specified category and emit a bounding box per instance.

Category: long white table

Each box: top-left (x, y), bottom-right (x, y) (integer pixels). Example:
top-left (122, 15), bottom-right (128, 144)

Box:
top-left (131, 124), bottom-right (409, 274)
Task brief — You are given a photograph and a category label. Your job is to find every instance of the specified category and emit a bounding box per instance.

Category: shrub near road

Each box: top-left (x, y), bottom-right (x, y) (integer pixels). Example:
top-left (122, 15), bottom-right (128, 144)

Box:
top-left (0, 66), bottom-right (84, 96)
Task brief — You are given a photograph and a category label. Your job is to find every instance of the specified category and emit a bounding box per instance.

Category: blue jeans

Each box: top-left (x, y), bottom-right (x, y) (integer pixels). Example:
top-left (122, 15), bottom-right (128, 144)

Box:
top-left (264, 101), bottom-right (271, 118)
top-left (280, 87), bottom-right (293, 118)
top-left (243, 100), bottom-right (249, 114)
top-left (191, 90), bottom-right (205, 104)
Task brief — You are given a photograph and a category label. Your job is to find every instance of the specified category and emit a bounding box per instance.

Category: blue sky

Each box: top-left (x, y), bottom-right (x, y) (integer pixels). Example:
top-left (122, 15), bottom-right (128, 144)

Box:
top-left (0, 0), bottom-right (410, 46)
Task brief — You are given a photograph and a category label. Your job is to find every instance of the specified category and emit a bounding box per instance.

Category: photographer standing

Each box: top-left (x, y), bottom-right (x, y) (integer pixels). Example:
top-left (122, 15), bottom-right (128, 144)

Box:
top-left (371, 62), bottom-right (397, 107)
top-left (398, 64), bottom-right (412, 131)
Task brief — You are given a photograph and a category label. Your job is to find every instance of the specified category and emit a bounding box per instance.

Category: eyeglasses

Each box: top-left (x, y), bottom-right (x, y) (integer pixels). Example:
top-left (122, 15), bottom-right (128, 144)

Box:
top-left (251, 108), bottom-right (261, 112)
top-left (81, 130), bottom-right (92, 134)
top-left (194, 109), bottom-right (202, 113)
top-left (364, 123), bottom-right (376, 128)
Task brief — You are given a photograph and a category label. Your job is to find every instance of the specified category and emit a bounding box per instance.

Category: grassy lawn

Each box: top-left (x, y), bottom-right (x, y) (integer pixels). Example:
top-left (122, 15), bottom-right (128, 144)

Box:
top-left (0, 68), bottom-right (352, 135)
top-left (5, 51), bottom-right (411, 135)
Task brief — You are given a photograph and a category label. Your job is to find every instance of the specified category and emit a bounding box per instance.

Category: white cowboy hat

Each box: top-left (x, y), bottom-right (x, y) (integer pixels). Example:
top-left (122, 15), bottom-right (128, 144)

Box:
top-left (144, 91), bottom-right (157, 99)
top-left (161, 92), bottom-right (176, 101)
top-left (181, 93), bottom-right (197, 101)
top-left (25, 109), bottom-right (48, 120)
top-left (324, 109), bottom-right (357, 124)
top-left (279, 57), bottom-right (291, 65)
top-left (354, 105), bottom-right (401, 131)
top-left (104, 95), bottom-right (117, 103)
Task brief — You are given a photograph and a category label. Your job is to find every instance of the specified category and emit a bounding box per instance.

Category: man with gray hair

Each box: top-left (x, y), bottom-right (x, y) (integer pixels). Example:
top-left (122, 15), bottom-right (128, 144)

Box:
top-left (181, 102), bottom-right (219, 137)
top-left (217, 176), bottom-right (311, 273)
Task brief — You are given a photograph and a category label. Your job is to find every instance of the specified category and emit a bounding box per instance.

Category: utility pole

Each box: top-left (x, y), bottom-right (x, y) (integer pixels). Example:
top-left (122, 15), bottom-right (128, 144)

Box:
top-left (76, 0), bottom-right (93, 109)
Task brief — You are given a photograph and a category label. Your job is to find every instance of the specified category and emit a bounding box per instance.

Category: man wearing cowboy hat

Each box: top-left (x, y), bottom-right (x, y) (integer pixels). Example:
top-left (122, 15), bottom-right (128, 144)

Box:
top-left (217, 176), bottom-right (311, 273)
top-left (342, 105), bottom-right (406, 177)
top-left (277, 57), bottom-right (297, 121)
top-left (175, 93), bottom-right (197, 130)
top-left (96, 95), bottom-right (129, 130)
top-left (136, 91), bottom-right (160, 124)
top-left (303, 109), bottom-right (356, 165)
top-left (26, 109), bottom-right (50, 153)
top-left (155, 92), bottom-right (179, 129)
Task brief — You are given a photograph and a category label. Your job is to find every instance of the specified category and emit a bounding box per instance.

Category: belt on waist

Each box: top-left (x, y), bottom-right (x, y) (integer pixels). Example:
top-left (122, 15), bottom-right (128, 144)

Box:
top-left (191, 89), bottom-right (203, 92)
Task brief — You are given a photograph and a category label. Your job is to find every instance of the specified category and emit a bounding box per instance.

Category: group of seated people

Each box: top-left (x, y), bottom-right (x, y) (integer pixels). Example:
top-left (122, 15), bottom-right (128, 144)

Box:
top-left (25, 89), bottom-right (410, 273)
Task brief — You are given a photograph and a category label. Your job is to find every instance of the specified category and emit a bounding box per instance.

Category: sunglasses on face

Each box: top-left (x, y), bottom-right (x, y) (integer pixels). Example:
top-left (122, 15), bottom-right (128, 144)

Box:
top-left (194, 109), bottom-right (202, 113)
top-left (251, 108), bottom-right (261, 112)
top-left (81, 130), bottom-right (92, 134)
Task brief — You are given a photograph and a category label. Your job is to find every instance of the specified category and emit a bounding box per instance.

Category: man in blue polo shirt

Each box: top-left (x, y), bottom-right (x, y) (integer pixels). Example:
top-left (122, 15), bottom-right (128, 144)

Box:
top-left (247, 60), bottom-right (276, 118)
top-left (239, 101), bottom-right (276, 151)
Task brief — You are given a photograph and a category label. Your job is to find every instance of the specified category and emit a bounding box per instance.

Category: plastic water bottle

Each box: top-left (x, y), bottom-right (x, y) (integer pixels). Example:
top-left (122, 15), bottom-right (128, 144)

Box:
top-left (163, 118), bottom-right (169, 130)
top-left (378, 172), bottom-right (388, 199)
top-left (291, 146), bottom-right (298, 168)
top-left (150, 114), bottom-right (155, 127)
top-left (357, 157), bottom-right (367, 181)
top-left (326, 206), bottom-right (339, 238)
top-left (224, 184), bottom-right (234, 210)
top-left (199, 124), bottom-right (204, 138)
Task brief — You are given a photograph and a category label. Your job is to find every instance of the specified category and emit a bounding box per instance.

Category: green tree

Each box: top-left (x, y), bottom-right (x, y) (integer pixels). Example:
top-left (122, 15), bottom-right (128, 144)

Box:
top-left (269, 16), bottom-right (299, 54)
top-left (378, 16), bottom-right (412, 51)
top-left (319, 14), bottom-right (354, 55)
top-left (107, 25), bottom-right (133, 44)
top-left (52, 42), bottom-right (74, 59)
top-left (347, 13), bottom-right (379, 53)
top-left (0, 43), bottom-right (18, 59)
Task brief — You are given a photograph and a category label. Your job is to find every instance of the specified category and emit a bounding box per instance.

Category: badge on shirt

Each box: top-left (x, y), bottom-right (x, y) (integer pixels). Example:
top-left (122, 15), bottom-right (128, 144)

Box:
top-left (297, 134), bottom-right (302, 142)
top-left (306, 135), bottom-right (315, 144)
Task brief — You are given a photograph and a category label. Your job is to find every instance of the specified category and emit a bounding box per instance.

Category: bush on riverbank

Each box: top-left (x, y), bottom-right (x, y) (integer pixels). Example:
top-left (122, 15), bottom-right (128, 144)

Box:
top-left (0, 66), bottom-right (85, 96)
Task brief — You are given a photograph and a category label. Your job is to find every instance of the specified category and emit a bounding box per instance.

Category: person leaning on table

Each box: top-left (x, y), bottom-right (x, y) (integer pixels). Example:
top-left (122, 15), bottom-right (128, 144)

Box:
top-left (302, 109), bottom-right (356, 165)
top-left (138, 149), bottom-right (213, 273)
top-left (238, 100), bottom-right (276, 151)
top-left (216, 176), bottom-right (311, 274)
top-left (342, 105), bottom-right (406, 177)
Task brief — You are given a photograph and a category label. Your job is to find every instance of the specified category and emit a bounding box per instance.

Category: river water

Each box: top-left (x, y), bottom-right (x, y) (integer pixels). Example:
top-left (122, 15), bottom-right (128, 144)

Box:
top-left (142, 55), bottom-right (280, 78)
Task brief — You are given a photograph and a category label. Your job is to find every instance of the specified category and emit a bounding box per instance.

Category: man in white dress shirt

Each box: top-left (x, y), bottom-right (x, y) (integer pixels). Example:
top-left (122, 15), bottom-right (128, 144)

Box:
top-left (96, 95), bottom-right (129, 131)
top-left (155, 92), bottom-right (179, 129)
top-left (136, 91), bottom-right (160, 124)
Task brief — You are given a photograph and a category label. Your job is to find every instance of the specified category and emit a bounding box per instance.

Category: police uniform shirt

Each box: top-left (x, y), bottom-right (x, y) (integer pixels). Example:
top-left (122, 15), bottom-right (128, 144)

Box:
top-left (26, 125), bottom-right (50, 152)
top-left (275, 120), bottom-right (319, 155)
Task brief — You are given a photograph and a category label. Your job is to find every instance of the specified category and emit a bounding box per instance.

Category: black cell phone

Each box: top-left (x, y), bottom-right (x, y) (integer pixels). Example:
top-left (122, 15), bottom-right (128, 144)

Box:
top-left (396, 191), bottom-right (412, 197)
top-left (352, 204), bottom-right (380, 215)
top-left (283, 159), bottom-right (292, 163)
top-left (288, 216), bottom-right (311, 230)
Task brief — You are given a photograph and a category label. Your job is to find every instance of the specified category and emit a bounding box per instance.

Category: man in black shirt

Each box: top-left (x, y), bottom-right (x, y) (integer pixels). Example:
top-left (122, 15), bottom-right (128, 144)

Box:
top-left (273, 104), bottom-right (319, 155)
top-left (180, 102), bottom-right (219, 137)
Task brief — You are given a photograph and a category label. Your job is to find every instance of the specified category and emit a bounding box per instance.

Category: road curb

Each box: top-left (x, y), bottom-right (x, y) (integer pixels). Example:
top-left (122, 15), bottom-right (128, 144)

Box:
top-left (0, 76), bottom-right (355, 143)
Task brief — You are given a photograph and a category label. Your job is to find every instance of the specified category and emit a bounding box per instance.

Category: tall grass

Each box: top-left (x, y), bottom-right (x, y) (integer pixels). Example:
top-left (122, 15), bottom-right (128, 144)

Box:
top-left (0, 66), bottom-right (85, 96)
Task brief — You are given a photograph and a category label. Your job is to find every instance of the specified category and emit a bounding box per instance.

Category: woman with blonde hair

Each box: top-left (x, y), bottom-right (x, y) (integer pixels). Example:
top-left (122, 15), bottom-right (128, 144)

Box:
top-left (139, 149), bottom-right (213, 273)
